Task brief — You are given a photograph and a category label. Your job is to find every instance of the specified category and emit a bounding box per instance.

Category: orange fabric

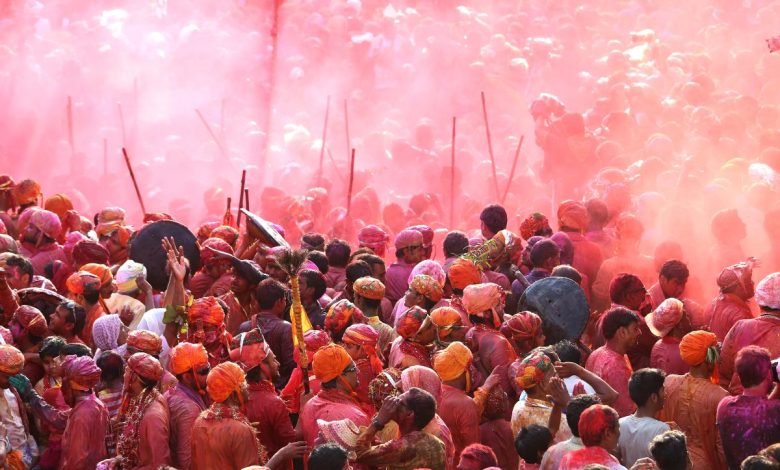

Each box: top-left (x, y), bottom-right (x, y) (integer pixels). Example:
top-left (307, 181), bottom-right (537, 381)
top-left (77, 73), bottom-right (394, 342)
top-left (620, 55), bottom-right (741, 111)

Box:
top-left (66, 271), bottom-right (101, 296)
top-left (448, 258), bottom-right (481, 290)
top-left (12, 179), bottom-right (41, 206)
top-left (353, 277), bottom-right (386, 300)
top-left (410, 274), bottom-right (444, 303)
top-left (127, 352), bottom-right (163, 381)
top-left (557, 200), bottom-right (589, 232)
top-left (229, 329), bottom-right (271, 371)
top-left (342, 324), bottom-right (382, 374)
top-left (312, 344), bottom-right (352, 382)
top-left (127, 330), bottom-right (163, 355)
top-left (679, 330), bottom-right (719, 382)
top-left (188, 296), bottom-right (225, 326)
top-left (80, 263), bottom-right (113, 286)
top-left (43, 194), bottom-right (73, 221)
top-left (433, 341), bottom-right (472, 382)
top-left (169, 342), bottom-right (209, 375)
top-left (0, 344), bottom-right (24, 374)
top-left (206, 361), bottom-right (246, 403)
top-left (430, 307), bottom-right (463, 338)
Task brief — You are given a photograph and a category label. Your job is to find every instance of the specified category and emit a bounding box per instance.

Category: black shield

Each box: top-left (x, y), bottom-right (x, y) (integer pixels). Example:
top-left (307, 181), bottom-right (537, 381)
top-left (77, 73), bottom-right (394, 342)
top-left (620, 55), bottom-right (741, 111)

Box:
top-left (519, 276), bottom-right (589, 344)
top-left (128, 220), bottom-right (201, 291)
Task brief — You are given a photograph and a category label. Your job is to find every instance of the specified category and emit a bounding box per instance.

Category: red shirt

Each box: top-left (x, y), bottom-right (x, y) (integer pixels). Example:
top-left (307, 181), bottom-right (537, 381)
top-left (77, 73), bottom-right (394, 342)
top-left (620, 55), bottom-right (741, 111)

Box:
top-left (585, 344), bottom-right (635, 417)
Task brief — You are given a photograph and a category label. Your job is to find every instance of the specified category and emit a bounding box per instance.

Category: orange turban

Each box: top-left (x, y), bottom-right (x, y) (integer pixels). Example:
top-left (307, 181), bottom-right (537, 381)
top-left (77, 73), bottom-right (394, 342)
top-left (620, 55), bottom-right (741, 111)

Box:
top-left (229, 328), bottom-right (271, 372)
top-left (0, 344), bottom-right (24, 375)
top-left (312, 344), bottom-right (353, 383)
top-left (353, 277), bottom-right (386, 300)
top-left (200, 237), bottom-right (234, 266)
top-left (44, 194), bottom-right (73, 221)
top-left (519, 212), bottom-right (551, 240)
top-left (430, 307), bottom-right (463, 339)
top-left (557, 200), bottom-right (589, 232)
top-left (462, 283), bottom-right (505, 327)
top-left (448, 258), bottom-right (481, 291)
top-left (501, 311), bottom-right (543, 342)
top-left (127, 330), bottom-right (163, 355)
top-left (12, 179), bottom-right (41, 206)
top-left (80, 263), bottom-right (113, 287)
top-left (679, 331), bottom-right (719, 382)
top-left (13, 306), bottom-right (48, 338)
top-left (169, 342), bottom-right (209, 375)
top-left (207, 362), bottom-right (246, 403)
top-left (410, 274), bottom-right (443, 303)
top-left (325, 300), bottom-right (365, 335)
top-left (188, 296), bottom-right (225, 326)
top-left (127, 352), bottom-right (163, 382)
top-left (66, 271), bottom-right (101, 298)
top-left (433, 341), bottom-right (472, 382)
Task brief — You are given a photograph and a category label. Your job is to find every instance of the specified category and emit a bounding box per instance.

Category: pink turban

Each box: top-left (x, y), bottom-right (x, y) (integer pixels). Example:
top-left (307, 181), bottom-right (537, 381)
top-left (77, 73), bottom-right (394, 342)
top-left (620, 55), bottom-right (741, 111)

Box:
top-left (408, 225), bottom-right (434, 248)
top-left (358, 225), bottom-right (389, 256)
top-left (463, 283), bottom-right (505, 327)
top-left (27, 208), bottom-right (62, 240)
top-left (408, 260), bottom-right (446, 287)
top-left (394, 229), bottom-right (423, 251)
top-left (61, 355), bottom-right (102, 390)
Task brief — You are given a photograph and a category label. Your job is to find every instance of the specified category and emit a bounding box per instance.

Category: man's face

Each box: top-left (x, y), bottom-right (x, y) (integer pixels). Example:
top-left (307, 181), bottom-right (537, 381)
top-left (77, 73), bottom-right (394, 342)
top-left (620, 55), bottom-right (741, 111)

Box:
top-left (49, 307), bottom-right (68, 335)
top-left (403, 245), bottom-right (424, 264)
top-left (625, 287), bottom-right (648, 311)
top-left (404, 288), bottom-right (423, 308)
top-left (21, 224), bottom-right (41, 245)
top-left (342, 361), bottom-right (359, 389)
top-left (371, 264), bottom-right (386, 284)
top-left (231, 275), bottom-right (250, 296)
top-left (265, 350), bottom-right (280, 381)
top-left (604, 425), bottom-right (620, 453)
top-left (266, 262), bottom-right (289, 283)
top-left (99, 282), bottom-right (117, 300)
top-left (191, 362), bottom-right (210, 391)
top-left (622, 322), bottom-right (641, 347)
top-left (660, 276), bottom-right (686, 299)
top-left (6, 265), bottom-right (30, 290)
top-left (42, 355), bottom-right (62, 378)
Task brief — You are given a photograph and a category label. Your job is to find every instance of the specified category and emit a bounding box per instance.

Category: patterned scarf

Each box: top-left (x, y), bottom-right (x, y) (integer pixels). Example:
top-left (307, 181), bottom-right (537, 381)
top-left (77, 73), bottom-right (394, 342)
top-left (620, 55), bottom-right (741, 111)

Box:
top-left (115, 388), bottom-right (160, 469)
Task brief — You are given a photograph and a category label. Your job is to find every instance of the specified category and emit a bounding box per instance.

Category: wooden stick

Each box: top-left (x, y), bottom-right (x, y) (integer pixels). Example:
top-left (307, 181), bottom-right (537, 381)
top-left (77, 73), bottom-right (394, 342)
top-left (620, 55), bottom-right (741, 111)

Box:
top-left (195, 109), bottom-right (229, 160)
top-left (122, 148), bottom-right (146, 214)
top-left (346, 148), bottom-right (356, 216)
top-left (343, 99), bottom-right (351, 163)
top-left (224, 197), bottom-right (232, 227)
top-left (317, 96), bottom-right (331, 187)
top-left (480, 91), bottom-right (501, 202)
top-left (326, 147), bottom-right (347, 185)
top-left (118, 102), bottom-right (127, 148)
top-left (501, 135), bottom-right (525, 205)
top-left (103, 138), bottom-right (108, 176)
top-left (67, 96), bottom-right (75, 156)
top-left (450, 116), bottom-right (456, 229)
top-left (244, 188), bottom-right (250, 212)
top-left (237, 170), bottom-right (247, 229)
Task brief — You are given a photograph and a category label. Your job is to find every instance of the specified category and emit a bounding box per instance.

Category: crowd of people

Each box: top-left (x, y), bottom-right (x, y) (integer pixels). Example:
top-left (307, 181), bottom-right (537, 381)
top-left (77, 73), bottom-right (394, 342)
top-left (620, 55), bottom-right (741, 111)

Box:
top-left (0, 181), bottom-right (777, 470)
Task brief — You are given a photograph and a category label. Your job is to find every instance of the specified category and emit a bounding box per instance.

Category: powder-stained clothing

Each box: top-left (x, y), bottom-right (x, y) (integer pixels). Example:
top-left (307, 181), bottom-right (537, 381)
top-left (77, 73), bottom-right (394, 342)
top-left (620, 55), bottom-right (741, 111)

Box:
top-left (511, 397), bottom-right (572, 444)
top-left (717, 395), bottom-right (780, 470)
top-left (355, 430), bottom-right (446, 470)
top-left (650, 337), bottom-right (689, 376)
top-left (437, 384), bottom-right (479, 459)
top-left (480, 418), bottom-right (519, 470)
top-left (191, 415), bottom-right (260, 470)
top-left (564, 231), bottom-right (603, 293)
top-left (219, 291), bottom-right (259, 336)
top-left (368, 315), bottom-right (397, 360)
top-left (388, 337), bottom-right (432, 369)
top-left (468, 326), bottom-right (517, 383)
top-left (719, 315), bottom-right (780, 394)
top-left (245, 381), bottom-right (296, 457)
top-left (164, 383), bottom-right (206, 470)
top-left (249, 312), bottom-right (296, 389)
top-left (80, 302), bottom-right (106, 350)
top-left (559, 446), bottom-right (626, 470)
top-left (540, 436), bottom-right (584, 470)
top-left (618, 415), bottom-right (669, 467)
top-left (324, 266), bottom-right (347, 292)
top-left (300, 388), bottom-right (370, 446)
top-left (385, 260), bottom-right (415, 304)
top-left (592, 254), bottom-right (656, 311)
top-left (706, 293), bottom-right (752, 342)
top-left (585, 344), bottom-right (635, 417)
top-left (19, 243), bottom-right (66, 276)
top-left (659, 374), bottom-right (727, 470)
top-left (134, 394), bottom-right (172, 469)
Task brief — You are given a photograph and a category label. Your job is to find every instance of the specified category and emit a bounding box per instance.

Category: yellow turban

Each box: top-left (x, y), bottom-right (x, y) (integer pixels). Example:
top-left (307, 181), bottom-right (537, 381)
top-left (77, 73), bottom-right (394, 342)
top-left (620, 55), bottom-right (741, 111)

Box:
top-left (207, 362), bottom-right (246, 403)
top-left (433, 341), bottom-right (472, 382)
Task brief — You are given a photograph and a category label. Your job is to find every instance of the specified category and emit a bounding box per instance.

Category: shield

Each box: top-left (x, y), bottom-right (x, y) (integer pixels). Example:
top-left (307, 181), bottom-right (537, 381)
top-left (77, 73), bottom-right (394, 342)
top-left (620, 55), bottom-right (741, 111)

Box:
top-left (519, 276), bottom-right (589, 345)
top-left (129, 220), bottom-right (201, 291)
top-left (241, 209), bottom-right (289, 248)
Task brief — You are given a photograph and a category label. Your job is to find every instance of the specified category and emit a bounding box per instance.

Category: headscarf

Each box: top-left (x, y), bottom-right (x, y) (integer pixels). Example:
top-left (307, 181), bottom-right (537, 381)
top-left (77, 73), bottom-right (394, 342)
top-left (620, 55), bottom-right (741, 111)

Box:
top-left (717, 262), bottom-right (753, 293)
top-left (462, 283), bottom-right (505, 327)
top-left (200, 237), bottom-right (234, 266)
top-left (401, 365), bottom-right (442, 402)
top-left (646, 298), bottom-right (684, 337)
top-left (0, 344), bottom-right (24, 374)
top-left (409, 274), bottom-right (444, 303)
top-left (519, 213), bottom-right (551, 240)
top-left (358, 225), bottom-right (389, 256)
top-left (27, 209), bottom-right (62, 240)
top-left (80, 263), bottom-right (113, 287)
top-left (43, 194), bottom-right (73, 222)
top-left (92, 314), bottom-right (122, 351)
top-left (127, 330), bottom-right (163, 355)
top-left (61, 355), bottom-right (101, 391)
top-left (396, 306), bottom-right (428, 339)
top-left (352, 277), bottom-right (385, 300)
top-left (66, 271), bottom-right (101, 303)
top-left (501, 311), bottom-right (543, 342)
top-left (430, 307), bottom-right (463, 339)
top-left (408, 225), bottom-right (434, 249)
top-left (188, 296), bottom-right (225, 326)
top-left (116, 260), bottom-right (147, 294)
top-left (394, 229), bottom-right (423, 251)
top-left (206, 362), bottom-right (246, 403)
top-left (515, 350), bottom-right (553, 391)
top-left (408, 261), bottom-right (446, 288)
top-left (12, 179), bottom-right (40, 206)
top-left (433, 341), bottom-right (472, 388)
top-left (342, 324), bottom-right (382, 374)
top-left (557, 200), bottom-right (589, 232)
top-left (312, 344), bottom-right (353, 383)
top-left (229, 328), bottom-right (272, 372)
top-left (756, 272), bottom-right (780, 309)
top-left (679, 331), bottom-right (719, 382)
top-left (13, 305), bottom-right (48, 338)
top-left (72, 240), bottom-right (110, 268)
top-left (368, 368), bottom-right (401, 410)
top-left (169, 342), bottom-right (209, 375)
top-left (127, 352), bottom-right (163, 382)
top-left (295, 329), bottom-right (332, 366)
top-left (448, 258), bottom-right (481, 291)
top-left (325, 300), bottom-right (365, 335)
top-left (210, 225), bottom-right (240, 249)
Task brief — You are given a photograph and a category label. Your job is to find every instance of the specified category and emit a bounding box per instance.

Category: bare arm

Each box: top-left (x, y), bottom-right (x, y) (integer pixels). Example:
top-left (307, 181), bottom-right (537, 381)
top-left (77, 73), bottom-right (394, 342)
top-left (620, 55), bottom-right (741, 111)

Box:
top-left (555, 362), bottom-right (618, 405)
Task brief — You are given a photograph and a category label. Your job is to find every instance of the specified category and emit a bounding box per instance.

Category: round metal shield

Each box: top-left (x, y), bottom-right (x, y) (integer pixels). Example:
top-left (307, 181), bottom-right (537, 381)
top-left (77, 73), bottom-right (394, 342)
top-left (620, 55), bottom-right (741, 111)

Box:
top-left (519, 276), bottom-right (589, 345)
top-left (129, 220), bottom-right (201, 291)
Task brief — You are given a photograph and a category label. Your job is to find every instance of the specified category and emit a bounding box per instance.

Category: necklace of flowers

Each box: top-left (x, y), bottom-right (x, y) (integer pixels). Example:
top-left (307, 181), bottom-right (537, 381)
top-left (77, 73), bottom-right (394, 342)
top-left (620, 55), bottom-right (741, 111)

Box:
top-left (201, 402), bottom-right (269, 464)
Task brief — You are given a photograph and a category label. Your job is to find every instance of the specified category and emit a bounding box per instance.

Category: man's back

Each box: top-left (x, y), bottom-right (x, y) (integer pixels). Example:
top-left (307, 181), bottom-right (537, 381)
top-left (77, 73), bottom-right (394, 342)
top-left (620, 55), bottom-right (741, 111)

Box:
top-left (191, 412), bottom-right (260, 470)
top-left (618, 415), bottom-right (670, 467)
top-left (717, 394), bottom-right (780, 470)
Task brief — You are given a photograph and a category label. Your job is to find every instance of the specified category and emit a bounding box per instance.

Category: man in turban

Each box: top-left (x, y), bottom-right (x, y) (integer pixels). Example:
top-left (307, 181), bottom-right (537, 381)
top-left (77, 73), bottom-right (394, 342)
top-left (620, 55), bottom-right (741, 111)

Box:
top-left (95, 206), bottom-right (133, 267)
top-left (519, 212), bottom-right (552, 241)
top-left (279, 329), bottom-right (332, 415)
top-left (388, 306), bottom-right (435, 369)
top-left (191, 362), bottom-right (266, 470)
top-left (190, 237), bottom-right (235, 299)
top-left (386, 229), bottom-right (425, 305)
top-left (557, 200), bottom-right (603, 296)
top-left (659, 331), bottom-right (727, 470)
top-left (17, 208), bottom-right (66, 276)
top-left (648, 298), bottom-right (691, 375)
top-left (403, 274), bottom-right (444, 313)
top-left (433, 341), bottom-right (480, 458)
top-left (186, 295), bottom-right (231, 367)
top-left (342, 323), bottom-right (383, 412)
top-left (0, 344), bottom-right (37, 468)
top-left (353, 276), bottom-right (396, 359)
top-left (720, 272), bottom-right (780, 394)
top-left (325, 299), bottom-right (366, 343)
top-left (165, 342), bottom-right (209, 469)
top-left (231, 329), bottom-right (297, 460)
top-left (49, 300), bottom-right (87, 346)
top-left (10, 305), bottom-right (48, 349)
top-left (430, 306), bottom-right (467, 351)
top-left (66, 271), bottom-right (105, 349)
top-left (706, 260), bottom-right (755, 341)
top-left (219, 257), bottom-right (265, 335)
top-left (463, 283), bottom-right (517, 384)
top-left (106, 259), bottom-right (153, 330)
top-left (300, 344), bottom-right (370, 446)
top-left (126, 329), bottom-right (177, 392)
top-left (501, 311), bottom-right (545, 357)
top-left (558, 405), bottom-right (623, 470)
top-left (446, 257), bottom-right (481, 327)
top-left (13, 355), bottom-right (109, 469)
top-left (358, 224), bottom-right (390, 258)
top-left (409, 224), bottom-right (435, 260)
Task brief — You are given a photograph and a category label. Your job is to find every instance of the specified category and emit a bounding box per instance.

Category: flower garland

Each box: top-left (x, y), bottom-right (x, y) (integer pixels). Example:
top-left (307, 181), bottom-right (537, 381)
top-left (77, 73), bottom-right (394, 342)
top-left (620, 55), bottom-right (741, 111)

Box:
top-left (200, 402), bottom-right (269, 464)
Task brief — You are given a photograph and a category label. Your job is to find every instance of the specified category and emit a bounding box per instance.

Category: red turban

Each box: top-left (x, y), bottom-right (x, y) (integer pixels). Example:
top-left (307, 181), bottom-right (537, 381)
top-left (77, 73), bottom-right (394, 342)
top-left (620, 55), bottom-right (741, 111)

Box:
top-left (430, 307), bottom-right (463, 339)
top-left (61, 355), bottom-right (101, 390)
top-left (448, 258), bottom-right (481, 291)
top-left (207, 362), bottom-right (246, 403)
top-left (325, 300), bottom-right (365, 335)
top-left (188, 296), bottom-right (225, 326)
top-left (408, 225), bottom-right (434, 247)
top-left (127, 352), bottom-right (163, 382)
top-left (27, 209), bottom-right (62, 240)
top-left (0, 344), bottom-right (24, 375)
top-left (462, 283), bottom-right (505, 326)
top-left (396, 306), bottom-right (428, 339)
top-left (210, 226), bottom-right (240, 248)
top-left (353, 277), bottom-right (385, 300)
top-left (66, 271), bottom-right (101, 298)
top-left (169, 342), bottom-right (209, 375)
top-left (127, 330), bottom-right (163, 355)
top-left (43, 194), bottom-right (73, 222)
top-left (229, 328), bottom-right (272, 372)
top-left (200, 237), bottom-right (234, 266)
top-left (358, 225), bottom-right (389, 256)
top-left (12, 179), bottom-right (41, 206)
top-left (197, 221), bottom-right (220, 241)
top-left (394, 229), bottom-right (423, 250)
top-left (342, 324), bottom-right (382, 374)
top-left (13, 305), bottom-right (48, 338)
top-left (72, 240), bottom-right (110, 268)
top-left (519, 213), bottom-right (551, 240)
top-left (501, 311), bottom-right (543, 342)
top-left (557, 200), bottom-right (589, 232)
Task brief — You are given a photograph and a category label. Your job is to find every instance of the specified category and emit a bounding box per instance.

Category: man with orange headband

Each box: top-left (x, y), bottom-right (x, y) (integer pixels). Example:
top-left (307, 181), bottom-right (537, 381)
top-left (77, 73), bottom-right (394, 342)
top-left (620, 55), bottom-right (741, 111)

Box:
top-left (342, 323), bottom-right (383, 412)
top-left (66, 270), bottom-right (105, 349)
top-left (165, 342), bottom-right (209, 470)
top-left (388, 306), bottom-right (435, 369)
top-left (659, 331), bottom-right (727, 470)
top-left (230, 329), bottom-right (297, 460)
top-left (446, 257), bottom-right (482, 327)
top-left (500, 311), bottom-right (545, 358)
top-left (430, 306), bottom-right (467, 351)
top-left (433, 341), bottom-right (479, 459)
top-left (17, 208), bottom-right (66, 276)
top-left (186, 296), bottom-right (231, 367)
top-left (463, 283), bottom-right (516, 385)
top-left (300, 344), bottom-right (370, 446)
top-left (13, 355), bottom-right (109, 469)
top-left (0, 344), bottom-right (37, 469)
top-left (279, 329), bottom-right (332, 415)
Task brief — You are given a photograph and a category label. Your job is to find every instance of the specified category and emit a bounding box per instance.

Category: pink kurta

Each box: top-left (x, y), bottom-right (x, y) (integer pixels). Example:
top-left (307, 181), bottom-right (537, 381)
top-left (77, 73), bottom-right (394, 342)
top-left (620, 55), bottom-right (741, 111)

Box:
top-left (300, 388), bottom-right (370, 446)
top-left (60, 394), bottom-right (109, 470)
top-left (191, 415), bottom-right (260, 470)
top-left (720, 314), bottom-right (780, 394)
top-left (705, 293), bottom-right (752, 342)
top-left (438, 384), bottom-right (479, 459)
top-left (133, 395), bottom-right (172, 470)
top-left (165, 384), bottom-right (206, 470)
top-left (585, 344), bottom-right (635, 417)
top-left (19, 242), bottom-right (66, 276)
top-left (650, 337), bottom-right (689, 376)
top-left (385, 260), bottom-right (415, 304)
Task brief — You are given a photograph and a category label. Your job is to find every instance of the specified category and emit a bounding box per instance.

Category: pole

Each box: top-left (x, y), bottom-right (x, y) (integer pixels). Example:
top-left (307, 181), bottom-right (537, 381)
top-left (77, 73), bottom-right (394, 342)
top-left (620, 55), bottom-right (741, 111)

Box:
top-left (343, 99), bottom-right (350, 163)
top-left (122, 148), bottom-right (146, 214)
top-left (195, 109), bottom-right (229, 160)
top-left (346, 148), bottom-right (356, 216)
top-left (480, 91), bottom-right (501, 202)
top-left (450, 116), bottom-right (456, 229)
top-left (244, 188), bottom-right (250, 212)
top-left (501, 135), bottom-right (525, 205)
top-left (237, 170), bottom-right (247, 229)
top-left (317, 96), bottom-right (331, 187)
top-left (261, 0), bottom-right (283, 180)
